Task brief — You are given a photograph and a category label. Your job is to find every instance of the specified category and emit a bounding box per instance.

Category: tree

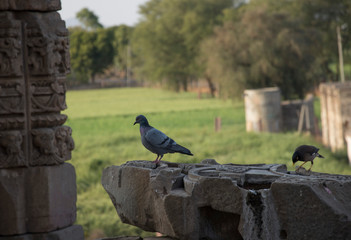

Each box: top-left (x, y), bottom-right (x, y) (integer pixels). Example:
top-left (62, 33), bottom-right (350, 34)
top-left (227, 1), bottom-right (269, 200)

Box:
top-left (69, 28), bottom-right (95, 83)
top-left (113, 25), bottom-right (134, 79)
top-left (69, 27), bottom-right (115, 83)
top-left (132, 0), bottom-right (233, 92)
top-left (76, 8), bottom-right (103, 30)
top-left (200, 1), bottom-right (323, 99)
top-left (268, 0), bottom-right (351, 81)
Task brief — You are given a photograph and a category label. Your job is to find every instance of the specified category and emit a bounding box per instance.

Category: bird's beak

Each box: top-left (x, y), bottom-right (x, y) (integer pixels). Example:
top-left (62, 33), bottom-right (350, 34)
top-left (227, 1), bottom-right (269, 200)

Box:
top-left (133, 121), bottom-right (137, 125)
top-left (292, 162), bottom-right (295, 167)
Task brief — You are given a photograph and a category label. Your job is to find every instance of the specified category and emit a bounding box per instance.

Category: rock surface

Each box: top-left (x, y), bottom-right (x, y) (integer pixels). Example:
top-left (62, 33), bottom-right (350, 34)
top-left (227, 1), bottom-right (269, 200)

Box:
top-left (0, 225), bottom-right (84, 240)
top-left (102, 160), bottom-right (351, 240)
top-left (0, 163), bottom-right (77, 235)
top-left (0, 0), bottom-right (61, 11)
top-left (98, 237), bottom-right (175, 240)
top-left (0, 1), bottom-right (81, 239)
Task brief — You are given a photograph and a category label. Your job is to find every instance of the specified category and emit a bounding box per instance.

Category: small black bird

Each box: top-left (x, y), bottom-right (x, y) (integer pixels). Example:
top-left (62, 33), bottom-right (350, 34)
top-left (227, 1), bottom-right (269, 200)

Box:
top-left (292, 145), bottom-right (324, 172)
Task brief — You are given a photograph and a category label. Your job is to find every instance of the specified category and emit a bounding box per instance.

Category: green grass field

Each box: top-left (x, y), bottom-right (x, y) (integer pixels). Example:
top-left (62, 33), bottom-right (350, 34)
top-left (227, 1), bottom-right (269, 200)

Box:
top-left (64, 87), bottom-right (351, 239)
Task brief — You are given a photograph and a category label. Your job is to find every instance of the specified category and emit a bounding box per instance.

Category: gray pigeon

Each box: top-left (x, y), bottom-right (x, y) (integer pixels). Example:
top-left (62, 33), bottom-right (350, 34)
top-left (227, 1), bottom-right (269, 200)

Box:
top-left (133, 115), bottom-right (193, 164)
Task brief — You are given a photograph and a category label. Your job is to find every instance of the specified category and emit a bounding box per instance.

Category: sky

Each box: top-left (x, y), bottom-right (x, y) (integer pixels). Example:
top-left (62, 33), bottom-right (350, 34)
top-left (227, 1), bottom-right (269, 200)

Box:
top-left (59, 0), bottom-right (149, 27)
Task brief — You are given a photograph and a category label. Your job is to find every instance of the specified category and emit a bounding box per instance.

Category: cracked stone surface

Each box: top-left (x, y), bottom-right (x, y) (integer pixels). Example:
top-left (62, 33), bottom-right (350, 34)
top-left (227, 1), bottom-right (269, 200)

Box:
top-left (102, 160), bottom-right (351, 240)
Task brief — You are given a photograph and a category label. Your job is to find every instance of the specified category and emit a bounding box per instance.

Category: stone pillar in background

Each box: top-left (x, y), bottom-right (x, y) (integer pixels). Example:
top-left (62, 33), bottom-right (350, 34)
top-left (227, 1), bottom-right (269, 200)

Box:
top-left (0, 1), bottom-right (84, 239)
top-left (320, 82), bottom-right (351, 152)
top-left (244, 87), bottom-right (282, 133)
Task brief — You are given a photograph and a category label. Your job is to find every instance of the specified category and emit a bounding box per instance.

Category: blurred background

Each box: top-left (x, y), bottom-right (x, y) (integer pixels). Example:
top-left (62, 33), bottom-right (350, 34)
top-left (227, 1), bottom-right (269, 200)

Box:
top-left (59, 0), bottom-right (351, 239)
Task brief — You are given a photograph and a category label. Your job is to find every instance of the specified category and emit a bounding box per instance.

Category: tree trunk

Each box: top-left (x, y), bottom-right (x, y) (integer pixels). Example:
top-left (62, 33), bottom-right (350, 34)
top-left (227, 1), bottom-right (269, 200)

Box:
top-left (182, 79), bottom-right (188, 92)
top-left (205, 76), bottom-right (216, 97)
top-left (90, 73), bottom-right (95, 84)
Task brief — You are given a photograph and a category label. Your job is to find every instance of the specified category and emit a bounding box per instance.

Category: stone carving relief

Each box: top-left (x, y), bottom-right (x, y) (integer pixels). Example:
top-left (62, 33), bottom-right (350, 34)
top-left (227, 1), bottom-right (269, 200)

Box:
top-left (55, 125), bottom-right (74, 160)
top-left (0, 131), bottom-right (25, 168)
top-left (0, 2), bottom-right (84, 239)
top-left (0, 11), bottom-right (74, 168)
top-left (31, 126), bottom-right (74, 166)
top-left (0, 15), bottom-right (22, 77)
top-left (31, 81), bottom-right (67, 113)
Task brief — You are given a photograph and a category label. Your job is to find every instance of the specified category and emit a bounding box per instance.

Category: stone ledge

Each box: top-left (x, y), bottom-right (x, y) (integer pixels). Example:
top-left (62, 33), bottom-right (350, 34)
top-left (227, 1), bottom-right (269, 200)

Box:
top-left (0, 225), bottom-right (84, 240)
top-left (98, 237), bottom-right (176, 240)
top-left (102, 160), bottom-right (351, 240)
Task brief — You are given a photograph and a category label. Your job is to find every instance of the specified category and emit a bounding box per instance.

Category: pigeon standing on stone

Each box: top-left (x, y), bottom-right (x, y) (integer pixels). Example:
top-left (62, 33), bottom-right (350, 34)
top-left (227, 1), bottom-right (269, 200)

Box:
top-left (292, 145), bottom-right (324, 172)
top-left (133, 115), bottom-right (193, 164)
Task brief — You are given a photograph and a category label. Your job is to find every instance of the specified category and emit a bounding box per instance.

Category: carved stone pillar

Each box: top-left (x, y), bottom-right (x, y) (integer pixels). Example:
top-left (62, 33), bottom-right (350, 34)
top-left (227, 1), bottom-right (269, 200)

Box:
top-left (0, 1), bottom-right (83, 239)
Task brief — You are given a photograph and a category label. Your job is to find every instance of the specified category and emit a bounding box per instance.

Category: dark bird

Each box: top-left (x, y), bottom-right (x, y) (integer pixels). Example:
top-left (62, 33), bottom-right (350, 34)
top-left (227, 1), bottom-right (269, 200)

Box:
top-left (292, 145), bottom-right (324, 172)
top-left (133, 115), bottom-right (193, 164)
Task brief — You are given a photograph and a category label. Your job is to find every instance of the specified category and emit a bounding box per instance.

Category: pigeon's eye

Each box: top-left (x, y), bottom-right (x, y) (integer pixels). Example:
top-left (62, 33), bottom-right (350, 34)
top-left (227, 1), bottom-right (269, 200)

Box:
top-left (296, 156), bottom-right (299, 160)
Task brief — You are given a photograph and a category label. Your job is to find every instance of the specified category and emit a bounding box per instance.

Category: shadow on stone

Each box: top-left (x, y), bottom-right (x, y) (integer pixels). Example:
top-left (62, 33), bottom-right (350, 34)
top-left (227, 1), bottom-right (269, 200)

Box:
top-left (198, 206), bottom-right (242, 240)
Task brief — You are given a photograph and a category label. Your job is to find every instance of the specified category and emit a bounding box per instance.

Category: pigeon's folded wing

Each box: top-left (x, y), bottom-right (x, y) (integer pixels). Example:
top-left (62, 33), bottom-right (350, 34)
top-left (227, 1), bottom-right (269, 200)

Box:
top-left (144, 128), bottom-right (174, 148)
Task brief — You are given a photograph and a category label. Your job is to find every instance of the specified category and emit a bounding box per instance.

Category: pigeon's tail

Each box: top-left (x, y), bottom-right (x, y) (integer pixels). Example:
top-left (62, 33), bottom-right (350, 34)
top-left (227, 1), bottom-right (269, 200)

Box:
top-left (172, 144), bottom-right (193, 156)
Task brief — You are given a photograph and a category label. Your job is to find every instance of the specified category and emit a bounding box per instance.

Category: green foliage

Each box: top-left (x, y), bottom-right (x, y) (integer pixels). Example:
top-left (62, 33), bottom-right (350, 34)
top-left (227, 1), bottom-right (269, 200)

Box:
top-left (68, 26), bottom-right (119, 83)
top-left (76, 8), bottom-right (103, 30)
top-left (68, 2), bottom-right (351, 96)
top-left (132, 0), bottom-right (233, 91)
top-left (267, 0), bottom-right (351, 81)
top-left (65, 88), bottom-right (351, 238)
top-left (113, 25), bottom-right (133, 77)
top-left (199, 1), bottom-right (324, 99)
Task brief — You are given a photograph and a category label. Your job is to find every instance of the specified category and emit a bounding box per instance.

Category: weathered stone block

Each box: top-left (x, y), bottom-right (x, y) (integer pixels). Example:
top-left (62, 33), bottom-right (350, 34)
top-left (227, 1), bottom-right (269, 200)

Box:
top-left (320, 82), bottom-right (351, 151)
top-left (244, 87), bottom-right (282, 133)
top-left (97, 236), bottom-right (176, 240)
top-left (0, 0), bottom-right (61, 11)
top-left (0, 167), bottom-right (26, 234)
top-left (271, 176), bottom-right (351, 240)
top-left (102, 160), bottom-right (351, 240)
top-left (0, 163), bottom-right (77, 235)
top-left (0, 225), bottom-right (84, 240)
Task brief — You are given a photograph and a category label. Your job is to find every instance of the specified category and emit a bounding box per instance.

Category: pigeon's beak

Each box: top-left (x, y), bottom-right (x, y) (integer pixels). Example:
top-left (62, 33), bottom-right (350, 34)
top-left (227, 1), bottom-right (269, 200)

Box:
top-left (292, 162), bottom-right (295, 167)
top-left (133, 121), bottom-right (137, 125)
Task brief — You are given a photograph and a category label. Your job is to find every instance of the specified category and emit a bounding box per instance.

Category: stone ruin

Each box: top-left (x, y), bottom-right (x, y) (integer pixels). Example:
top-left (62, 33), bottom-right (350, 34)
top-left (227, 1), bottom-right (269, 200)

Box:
top-left (0, 1), bottom-right (83, 239)
top-left (320, 82), bottom-right (351, 150)
top-left (244, 87), bottom-right (316, 134)
top-left (102, 160), bottom-right (351, 240)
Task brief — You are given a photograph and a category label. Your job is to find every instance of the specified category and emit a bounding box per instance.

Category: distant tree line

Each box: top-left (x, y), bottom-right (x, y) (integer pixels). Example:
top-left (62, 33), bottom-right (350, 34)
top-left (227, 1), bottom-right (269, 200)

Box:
top-left (68, 0), bottom-right (351, 99)
top-left (68, 8), bottom-right (133, 84)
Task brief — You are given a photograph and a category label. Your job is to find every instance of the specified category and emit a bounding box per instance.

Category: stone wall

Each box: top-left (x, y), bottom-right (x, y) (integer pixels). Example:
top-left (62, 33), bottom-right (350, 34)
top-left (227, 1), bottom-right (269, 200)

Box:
top-left (244, 87), bottom-right (316, 134)
top-left (320, 82), bottom-right (351, 152)
top-left (102, 160), bottom-right (351, 240)
top-left (281, 95), bottom-right (315, 133)
top-left (0, 1), bottom-right (83, 239)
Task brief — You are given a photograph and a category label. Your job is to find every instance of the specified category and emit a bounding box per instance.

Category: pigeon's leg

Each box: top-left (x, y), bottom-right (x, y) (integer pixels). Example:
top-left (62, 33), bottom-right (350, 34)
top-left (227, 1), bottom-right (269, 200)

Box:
top-left (296, 161), bottom-right (308, 171)
top-left (307, 161), bottom-right (313, 171)
top-left (157, 155), bottom-right (164, 164)
top-left (152, 155), bottom-right (159, 163)
top-left (154, 155), bottom-right (164, 164)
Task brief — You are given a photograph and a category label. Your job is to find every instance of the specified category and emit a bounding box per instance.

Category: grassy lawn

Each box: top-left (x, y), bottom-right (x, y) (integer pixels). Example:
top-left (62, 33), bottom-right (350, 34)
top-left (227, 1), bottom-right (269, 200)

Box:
top-left (64, 87), bottom-right (351, 239)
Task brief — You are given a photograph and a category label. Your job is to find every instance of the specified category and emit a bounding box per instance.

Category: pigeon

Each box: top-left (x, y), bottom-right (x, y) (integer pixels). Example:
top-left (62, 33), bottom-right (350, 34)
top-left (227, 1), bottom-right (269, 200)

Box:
top-left (292, 145), bottom-right (324, 172)
top-left (133, 115), bottom-right (193, 164)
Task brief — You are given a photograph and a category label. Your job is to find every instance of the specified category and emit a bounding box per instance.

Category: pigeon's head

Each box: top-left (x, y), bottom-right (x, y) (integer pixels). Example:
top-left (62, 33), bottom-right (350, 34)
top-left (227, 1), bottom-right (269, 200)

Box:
top-left (292, 151), bottom-right (301, 165)
top-left (134, 115), bottom-right (149, 126)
